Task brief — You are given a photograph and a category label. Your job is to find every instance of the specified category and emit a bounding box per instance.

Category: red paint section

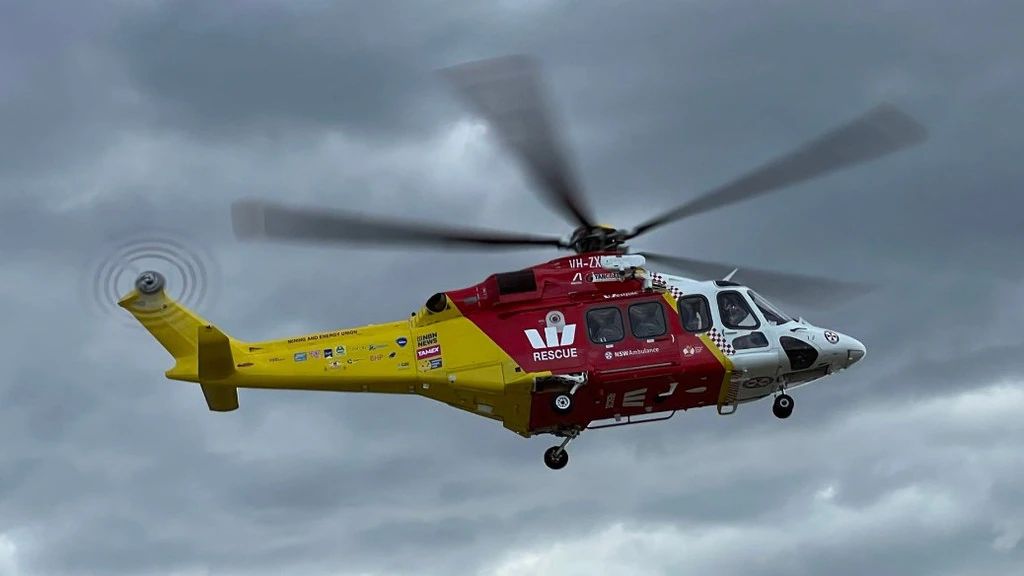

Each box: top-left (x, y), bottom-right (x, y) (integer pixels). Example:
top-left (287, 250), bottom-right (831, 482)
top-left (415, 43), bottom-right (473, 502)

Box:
top-left (448, 253), bottom-right (727, 435)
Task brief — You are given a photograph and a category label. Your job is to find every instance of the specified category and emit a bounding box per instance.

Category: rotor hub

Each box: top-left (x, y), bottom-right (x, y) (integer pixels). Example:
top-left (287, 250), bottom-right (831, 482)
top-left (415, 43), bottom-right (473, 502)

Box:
top-left (568, 225), bottom-right (628, 254)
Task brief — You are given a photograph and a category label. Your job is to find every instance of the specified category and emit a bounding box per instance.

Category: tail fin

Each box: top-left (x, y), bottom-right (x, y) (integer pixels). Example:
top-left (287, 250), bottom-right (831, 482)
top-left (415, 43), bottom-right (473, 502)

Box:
top-left (119, 271), bottom-right (240, 411)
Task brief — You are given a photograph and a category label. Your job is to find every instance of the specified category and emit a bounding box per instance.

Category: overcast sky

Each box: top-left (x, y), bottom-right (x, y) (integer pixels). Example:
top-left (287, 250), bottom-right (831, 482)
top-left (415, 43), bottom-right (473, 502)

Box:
top-left (2, 1), bottom-right (1023, 574)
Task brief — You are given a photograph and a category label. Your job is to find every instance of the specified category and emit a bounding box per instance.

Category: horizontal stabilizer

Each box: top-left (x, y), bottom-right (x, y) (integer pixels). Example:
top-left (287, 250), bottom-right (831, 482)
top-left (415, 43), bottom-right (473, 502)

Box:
top-left (198, 324), bottom-right (235, 382)
top-left (201, 384), bottom-right (239, 412)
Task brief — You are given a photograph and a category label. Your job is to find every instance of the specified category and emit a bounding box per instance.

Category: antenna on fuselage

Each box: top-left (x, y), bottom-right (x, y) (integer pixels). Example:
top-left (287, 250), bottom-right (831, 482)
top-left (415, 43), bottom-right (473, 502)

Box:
top-left (722, 268), bottom-right (739, 282)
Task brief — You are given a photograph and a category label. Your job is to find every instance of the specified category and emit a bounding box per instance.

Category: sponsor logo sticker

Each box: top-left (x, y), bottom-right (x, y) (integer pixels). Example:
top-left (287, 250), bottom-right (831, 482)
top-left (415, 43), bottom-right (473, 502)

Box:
top-left (416, 345), bottom-right (441, 359)
top-left (417, 332), bottom-right (438, 347)
top-left (824, 330), bottom-right (840, 344)
top-left (610, 347), bottom-right (661, 359)
top-left (324, 349), bottom-right (333, 358)
top-left (396, 337), bottom-right (408, 347)
top-left (294, 352), bottom-right (307, 362)
top-left (336, 345), bottom-right (347, 356)
top-left (525, 322), bottom-right (578, 362)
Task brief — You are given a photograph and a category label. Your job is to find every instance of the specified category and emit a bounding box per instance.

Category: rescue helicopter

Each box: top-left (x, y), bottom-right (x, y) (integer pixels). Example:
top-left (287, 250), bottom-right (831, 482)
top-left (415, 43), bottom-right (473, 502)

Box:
top-left (120, 56), bottom-right (926, 469)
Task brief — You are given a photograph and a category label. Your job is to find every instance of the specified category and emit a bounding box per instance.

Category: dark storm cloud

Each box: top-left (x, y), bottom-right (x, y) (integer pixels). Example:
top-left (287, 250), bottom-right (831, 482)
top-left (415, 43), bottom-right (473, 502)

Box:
top-left (110, 0), bottom-right (475, 139)
top-left (2, 1), bottom-right (1023, 575)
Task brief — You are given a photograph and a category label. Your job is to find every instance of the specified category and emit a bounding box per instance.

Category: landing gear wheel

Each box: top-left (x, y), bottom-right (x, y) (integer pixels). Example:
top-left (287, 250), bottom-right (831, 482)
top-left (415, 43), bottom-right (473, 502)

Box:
top-left (551, 393), bottom-right (573, 414)
top-left (773, 394), bottom-right (794, 419)
top-left (544, 446), bottom-right (569, 470)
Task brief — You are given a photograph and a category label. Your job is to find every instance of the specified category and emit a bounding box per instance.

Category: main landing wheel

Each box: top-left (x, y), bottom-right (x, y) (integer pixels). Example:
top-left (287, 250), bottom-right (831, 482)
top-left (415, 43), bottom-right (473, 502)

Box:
top-left (773, 394), bottom-right (794, 419)
top-left (551, 393), bottom-right (574, 415)
top-left (544, 446), bottom-right (569, 470)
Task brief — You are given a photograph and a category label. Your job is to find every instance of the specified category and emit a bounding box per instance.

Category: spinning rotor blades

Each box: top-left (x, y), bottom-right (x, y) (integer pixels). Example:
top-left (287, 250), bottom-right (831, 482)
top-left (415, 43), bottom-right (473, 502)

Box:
top-left (230, 55), bottom-right (927, 308)
top-left (231, 200), bottom-right (567, 249)
top-left (628, 104), bottom-right (927, 238)
top-left (441, 55), bottom-right (596, 229)
top-left (641, 252), bottom-right (874, 307)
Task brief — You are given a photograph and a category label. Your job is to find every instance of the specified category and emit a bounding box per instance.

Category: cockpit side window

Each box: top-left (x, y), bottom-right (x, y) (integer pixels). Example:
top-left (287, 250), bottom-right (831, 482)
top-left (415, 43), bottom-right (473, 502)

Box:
top-left (717, 291), bottom-right (760, 329)
top-left (748, 290), bottom-right (792, 325)
top-left (678, 295), bottom-right (712, 333)
top-left (629, 302), bottom-right (667, 338)
top-left (586, 307), bottom-right (624, 343)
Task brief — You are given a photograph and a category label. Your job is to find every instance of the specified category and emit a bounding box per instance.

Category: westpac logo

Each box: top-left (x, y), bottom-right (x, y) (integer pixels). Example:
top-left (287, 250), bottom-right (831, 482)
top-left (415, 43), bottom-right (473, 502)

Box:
top-left (525, 318), bottom-right (578, 362)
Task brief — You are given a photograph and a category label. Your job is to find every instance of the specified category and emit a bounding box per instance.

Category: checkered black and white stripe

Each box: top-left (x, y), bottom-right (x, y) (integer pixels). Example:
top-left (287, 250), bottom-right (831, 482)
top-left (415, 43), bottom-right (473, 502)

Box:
top-left (650, 273), bottom-right (685, 300)
top-left (707, 327), bottom-right (735, 356)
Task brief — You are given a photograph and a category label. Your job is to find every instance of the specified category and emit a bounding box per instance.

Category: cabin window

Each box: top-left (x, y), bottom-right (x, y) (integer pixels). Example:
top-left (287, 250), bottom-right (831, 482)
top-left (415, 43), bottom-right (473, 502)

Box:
top-left (732, 331), bottom-right (769, 350)
top-left (718, 291), bottom-right (760, 329)
top-left (678, 295), bottom-right (712, 333)
top-left (587, 307), bottom-right (624, 343)
top-left (628, 302), bottom-right (667, 338)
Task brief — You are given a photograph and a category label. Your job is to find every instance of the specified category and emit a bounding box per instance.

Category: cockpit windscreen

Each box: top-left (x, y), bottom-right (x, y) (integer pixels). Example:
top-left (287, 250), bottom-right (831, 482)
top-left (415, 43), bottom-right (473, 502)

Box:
top-left (748, 290), bottom-right (793, 325)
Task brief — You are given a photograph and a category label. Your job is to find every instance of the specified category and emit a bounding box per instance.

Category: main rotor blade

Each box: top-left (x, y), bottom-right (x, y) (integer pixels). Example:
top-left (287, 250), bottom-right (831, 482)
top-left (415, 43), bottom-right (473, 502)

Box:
top-left (441, 55), bottom-right (596, 229)
top-left (232, 200), bottom-right (567, 250)
top-left (641, 252), bottom-right (873, 307)
top-left (630, 104), bottom-right (927, 238)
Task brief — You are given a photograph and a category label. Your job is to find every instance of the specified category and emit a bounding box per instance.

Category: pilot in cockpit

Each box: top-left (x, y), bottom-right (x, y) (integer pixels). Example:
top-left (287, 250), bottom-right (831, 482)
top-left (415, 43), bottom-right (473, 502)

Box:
top-left (719, 292), bottom-right (753, 328)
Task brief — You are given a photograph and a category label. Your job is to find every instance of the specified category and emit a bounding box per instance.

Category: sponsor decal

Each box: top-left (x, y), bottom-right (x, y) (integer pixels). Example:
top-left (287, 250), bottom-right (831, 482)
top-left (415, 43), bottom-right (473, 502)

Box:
top-left (397, 361), bottom-right (411, 370)
top-left (388, 351), bottom-right (397, 358)
top-left (368, 343), bottom-right (389, 351)
top-left (605, 393), bottom-right (616, 409)
top-left (525, 322), bottom-right (578, 362)
top-left (236, 362), bottom-right (254, 368)
top-left (610, 347), bottom-right (660, 359)
top-left (396, 337), bottom-right (408, 347)
top-left (336, 345), bottom-right (347, 356)
top-left (268, 357), bottom-right (284, 363)
top-left (323, 349), bottom-right (333, 358)
top-left (604, 351), bottom-right (613, 360)
top-left (326, 360), bottom-right (343, 370)
top-left (369, 353), bottom-right (384, 362)
top-left (742, 377), bottom-right (774, 389)
top-left (824, 330), bottom-right (840, 344)
top-left (682, 345), bottom-right (704, 357)
top-left (603, 291), bottom-right (641, 299)
top-left (286, 329), bottom-right (356, 344)
top-left (417, 332), bottom-right (438, 347)
top-left (418, 358), bottom-right (443, 371)
top-left (416, 345), bottom-right (441, 360)
top-left (310, 350), bottom-right (321, 359)
top-left (588, 272), bottom-right (620, 282)
top-left (294, 352), bottom-right (307, 362)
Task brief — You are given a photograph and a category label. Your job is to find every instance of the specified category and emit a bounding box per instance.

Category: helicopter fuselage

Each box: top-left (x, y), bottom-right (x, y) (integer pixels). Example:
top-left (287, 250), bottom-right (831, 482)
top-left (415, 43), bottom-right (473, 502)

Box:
top-left (120, 253), bottom-right (864, 439)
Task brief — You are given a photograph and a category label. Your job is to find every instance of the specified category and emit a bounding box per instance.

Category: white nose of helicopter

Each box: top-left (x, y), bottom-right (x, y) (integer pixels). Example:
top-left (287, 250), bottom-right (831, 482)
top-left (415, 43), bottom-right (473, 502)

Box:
top-left (841, 334), bottom-right (866, 367)
top-left (821, 329), bottom-right (866, 368)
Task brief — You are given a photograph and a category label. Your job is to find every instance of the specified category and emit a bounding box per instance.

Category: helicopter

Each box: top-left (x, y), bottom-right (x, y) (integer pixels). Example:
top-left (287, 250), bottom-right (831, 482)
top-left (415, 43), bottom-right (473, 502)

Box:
top-left (120, 56), bottom-right (926, 469)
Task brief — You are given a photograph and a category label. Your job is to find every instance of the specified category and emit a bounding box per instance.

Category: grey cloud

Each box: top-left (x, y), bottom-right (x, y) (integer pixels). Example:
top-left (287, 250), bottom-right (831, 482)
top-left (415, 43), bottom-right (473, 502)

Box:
top-left (2, 1), bottom-right (1024, 576)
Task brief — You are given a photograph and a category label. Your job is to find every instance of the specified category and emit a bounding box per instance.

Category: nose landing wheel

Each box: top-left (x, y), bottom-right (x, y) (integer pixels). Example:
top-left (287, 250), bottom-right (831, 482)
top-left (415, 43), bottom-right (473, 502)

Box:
top-left (772, 393), bottom-right (794, 419)
top-left (543, 446), bottom-right (569, 470)
top-left (543, 429), bottom-right (580, 470)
